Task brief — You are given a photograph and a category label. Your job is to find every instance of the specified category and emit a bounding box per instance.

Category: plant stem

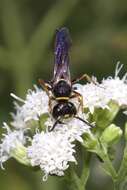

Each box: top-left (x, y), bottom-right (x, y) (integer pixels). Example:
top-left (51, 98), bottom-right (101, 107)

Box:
top-left (102, 153), bottom-right (117, 180)
top-left (114, 143), bottom-right (127, 189)
top-left (119, 145), bottom-right (127, 178)
top-left (81, 152), bottom-right (91, 188)
top-left (114, 183), bottom-right (119, 190)
top-left (98, 148), bottom-right (119, 190)
top-left (70, 151), bottom-right (92, 190)
top-left (70, 167), bottom-right (84, 190)
top-left (97, 142), bottom-right (117, 181)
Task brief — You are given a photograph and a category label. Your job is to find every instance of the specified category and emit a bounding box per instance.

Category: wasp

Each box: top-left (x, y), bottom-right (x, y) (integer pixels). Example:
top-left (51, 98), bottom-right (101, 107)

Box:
top-left (39, 27), bottom-right (94, 131)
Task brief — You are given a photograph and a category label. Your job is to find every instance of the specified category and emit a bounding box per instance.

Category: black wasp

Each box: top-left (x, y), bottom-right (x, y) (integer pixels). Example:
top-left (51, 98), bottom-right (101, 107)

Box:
top-left (39, 27), bottom-right (94, 131)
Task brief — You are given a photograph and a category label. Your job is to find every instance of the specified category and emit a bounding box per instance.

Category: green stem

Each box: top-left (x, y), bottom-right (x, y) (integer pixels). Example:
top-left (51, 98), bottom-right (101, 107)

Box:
top-left (71, 169), bottom-right (84, 190)
top-left (81, 152), bottom-right (91, 187)
top-left (114, 143), bottom-right (127, 189)
top-left (101, 152), bottom-right (117, 180)
top-left (100, 152), bottom-right (117, 182)
top-left (113, 182), bottom-right (120, 190)
top-left (118, 146), bottom-right (127, 180)
top-left (98, 147), bottom-right (119, 190)
top-left (97, 144), bottom-right (118, 182)
top-left (69, 152), bottom-right (91, 190)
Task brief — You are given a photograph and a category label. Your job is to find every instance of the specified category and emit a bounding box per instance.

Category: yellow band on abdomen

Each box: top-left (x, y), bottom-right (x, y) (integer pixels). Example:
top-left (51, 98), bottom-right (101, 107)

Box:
top-left (56, 97), bottom-right (69, 100)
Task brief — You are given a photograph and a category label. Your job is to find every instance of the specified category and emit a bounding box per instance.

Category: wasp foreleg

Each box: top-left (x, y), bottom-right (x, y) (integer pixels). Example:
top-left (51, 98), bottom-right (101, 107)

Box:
top-left (70, 91), bottom-right (83, 112)
top-left (38, 79), bottom-right (51, 97)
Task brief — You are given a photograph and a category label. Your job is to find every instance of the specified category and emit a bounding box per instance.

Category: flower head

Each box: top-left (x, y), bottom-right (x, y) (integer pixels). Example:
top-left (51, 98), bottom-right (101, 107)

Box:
top-left (101, 64), bottom-right (127, 107)
top-left (21, 86), bottom-right (49, 121)
top-left (11, 85), bottom-right (49, 129)
top-left (0, 123), bottom-right (26, 168)
top-left (75, 83), bottom-right (108, 113)
top-left (75, 63), bottom-right (127, 113)
top-left (27, 130), bottom-right (76, 181)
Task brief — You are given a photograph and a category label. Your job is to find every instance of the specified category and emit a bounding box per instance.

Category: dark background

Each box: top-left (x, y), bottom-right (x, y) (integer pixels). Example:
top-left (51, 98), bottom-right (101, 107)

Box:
top-left (0, 0), bottom-right (127, 189)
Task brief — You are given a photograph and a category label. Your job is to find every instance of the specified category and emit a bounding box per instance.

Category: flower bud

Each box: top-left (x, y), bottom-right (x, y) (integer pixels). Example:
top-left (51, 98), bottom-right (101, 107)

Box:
top-left (11, 143), bottom-right (30, 166)
top-left (92, 101), bottom-right (119, 129)
top-left (82, 132), bottom-right (99, 152)
top-left (100, 124), bottom-right (122, 146)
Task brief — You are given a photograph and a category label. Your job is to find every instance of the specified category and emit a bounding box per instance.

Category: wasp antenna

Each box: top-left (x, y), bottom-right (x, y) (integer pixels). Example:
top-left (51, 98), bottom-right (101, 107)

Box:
top-left (48, 120), bottom-right (65, 132)
top-left (75, 116), bottom-right (95, 128)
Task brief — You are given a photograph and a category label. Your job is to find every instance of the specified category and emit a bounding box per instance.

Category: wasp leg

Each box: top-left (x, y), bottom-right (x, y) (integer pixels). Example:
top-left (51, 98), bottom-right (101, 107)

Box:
top-left (39, 79), bottom-right (55, 114)
top-left (74, 116), bottom-right (94, 128)
top-left (72, 74), bottom-right (97, 85)
top-left (48, 119), bottom-right (64, 132)
top-left (48, 96), bottom-right (56, 113)
top-left (71, 91), bottom-right (94, 128)
top-left (38, 79), bottom-right (51, 97)
top-left (70, 90), bottom-right (83, 112)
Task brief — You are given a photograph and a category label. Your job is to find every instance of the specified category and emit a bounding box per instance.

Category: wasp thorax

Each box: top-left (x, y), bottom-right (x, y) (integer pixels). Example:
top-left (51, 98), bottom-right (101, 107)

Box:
top-left (53, 80), bottom-right (71, 97)
top-left (52, 102), bottom-right (77, 119)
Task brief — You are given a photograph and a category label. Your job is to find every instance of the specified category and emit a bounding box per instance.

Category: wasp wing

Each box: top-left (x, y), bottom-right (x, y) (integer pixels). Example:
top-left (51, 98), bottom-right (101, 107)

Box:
top-left (52, 27), bottom-right (72, 84)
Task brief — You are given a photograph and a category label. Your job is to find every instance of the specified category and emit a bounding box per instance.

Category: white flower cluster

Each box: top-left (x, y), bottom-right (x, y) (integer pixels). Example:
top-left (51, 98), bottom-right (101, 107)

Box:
top-left (27, 131), bottom-right (76, 181)
top-left (75, 83), bottom-right (109, 113)
top-left (75, 63), bottom-right (127, 113)
top-left (0, 64), bottom-right (127, 180)
top-left (11, 85), bottom-right (49, 128)
top-left (0, 123), bottom-right (26, 169)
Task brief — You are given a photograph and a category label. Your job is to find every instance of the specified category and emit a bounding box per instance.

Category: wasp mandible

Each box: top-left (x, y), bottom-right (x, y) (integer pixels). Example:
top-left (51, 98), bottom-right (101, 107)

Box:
top-left (39, 27), bottom-right (94, 131)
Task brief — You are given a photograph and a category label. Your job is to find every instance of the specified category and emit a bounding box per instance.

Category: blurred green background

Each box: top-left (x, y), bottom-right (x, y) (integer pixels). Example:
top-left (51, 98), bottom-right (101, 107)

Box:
top-left (0, 0), bottom-right (127, 189)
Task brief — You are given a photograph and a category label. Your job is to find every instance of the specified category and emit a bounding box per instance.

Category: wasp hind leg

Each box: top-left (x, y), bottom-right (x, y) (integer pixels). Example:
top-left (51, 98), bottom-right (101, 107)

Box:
top-left (72, 74), bottom-right (98, 85)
